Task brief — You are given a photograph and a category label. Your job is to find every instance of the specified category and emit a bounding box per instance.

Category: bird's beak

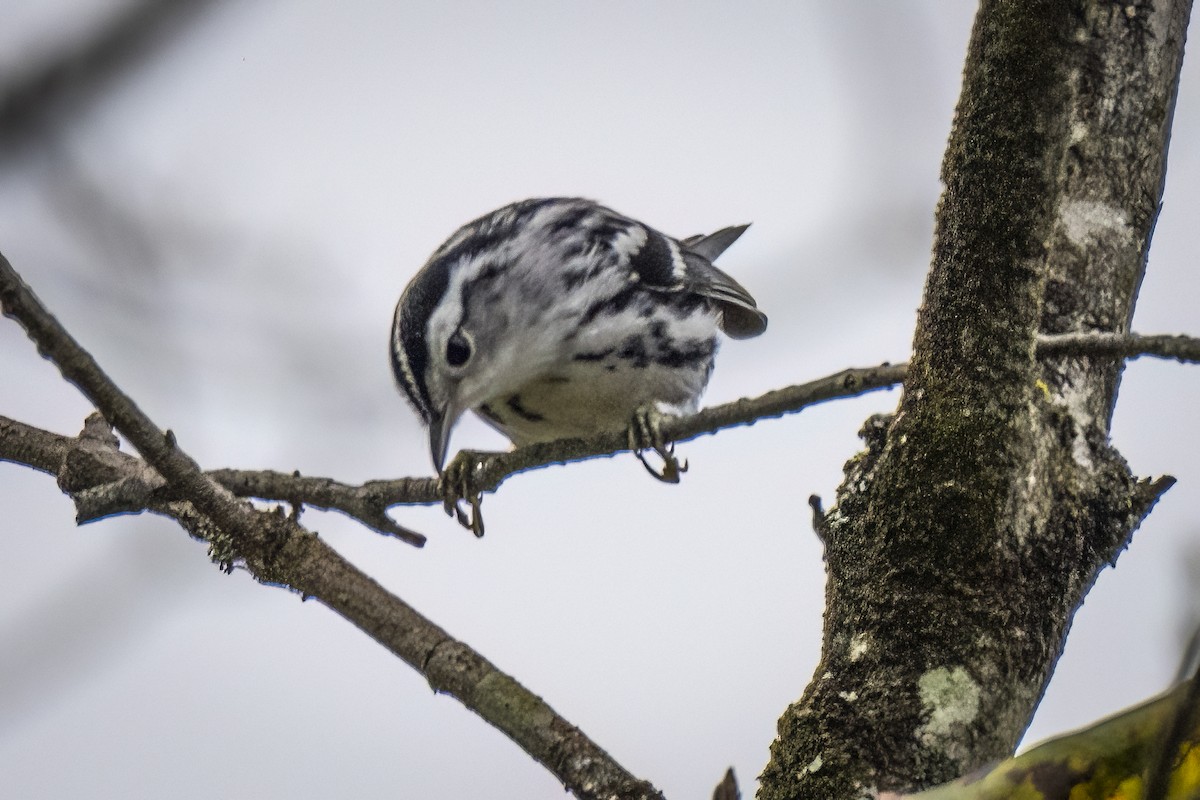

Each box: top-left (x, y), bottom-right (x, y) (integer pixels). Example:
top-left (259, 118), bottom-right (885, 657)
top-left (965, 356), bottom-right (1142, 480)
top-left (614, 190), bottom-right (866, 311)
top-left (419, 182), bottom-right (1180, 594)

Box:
top-left (428, 402), bottom-right (461, 472)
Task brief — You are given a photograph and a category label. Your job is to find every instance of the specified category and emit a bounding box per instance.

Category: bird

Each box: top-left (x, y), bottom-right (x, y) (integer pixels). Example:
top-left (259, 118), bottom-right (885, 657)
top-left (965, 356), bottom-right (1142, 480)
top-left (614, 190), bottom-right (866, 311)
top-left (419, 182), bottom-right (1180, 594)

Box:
top-left (390, 197), bottom-right (767, 476)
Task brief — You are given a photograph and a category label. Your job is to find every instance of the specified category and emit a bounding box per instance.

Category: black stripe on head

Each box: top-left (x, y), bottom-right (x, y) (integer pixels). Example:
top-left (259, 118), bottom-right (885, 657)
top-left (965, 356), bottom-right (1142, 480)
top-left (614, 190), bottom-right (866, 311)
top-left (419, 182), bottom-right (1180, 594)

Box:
top-left (393, 199), bottom-right (596, 421)
top-left (392, 252), bottom-right (456, 423)
top-left (625, 228), bottom-right (677, 288)
top-left (393, 199), bottom-right (556, 420)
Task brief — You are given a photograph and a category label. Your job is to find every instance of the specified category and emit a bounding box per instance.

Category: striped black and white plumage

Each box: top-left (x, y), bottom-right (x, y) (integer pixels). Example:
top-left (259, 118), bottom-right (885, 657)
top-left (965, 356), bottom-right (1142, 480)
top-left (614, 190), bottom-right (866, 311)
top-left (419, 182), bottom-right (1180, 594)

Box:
top-left (391, 198), bottom-right (767, 471)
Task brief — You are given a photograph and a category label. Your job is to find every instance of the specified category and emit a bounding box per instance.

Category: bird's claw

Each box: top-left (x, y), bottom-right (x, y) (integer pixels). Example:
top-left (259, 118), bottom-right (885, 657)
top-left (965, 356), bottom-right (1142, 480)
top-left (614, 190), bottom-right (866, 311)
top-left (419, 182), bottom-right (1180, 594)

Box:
top-left (629, 406), bottom-right (688, 484)
top-left (438, 450), bottom-right (488, 536)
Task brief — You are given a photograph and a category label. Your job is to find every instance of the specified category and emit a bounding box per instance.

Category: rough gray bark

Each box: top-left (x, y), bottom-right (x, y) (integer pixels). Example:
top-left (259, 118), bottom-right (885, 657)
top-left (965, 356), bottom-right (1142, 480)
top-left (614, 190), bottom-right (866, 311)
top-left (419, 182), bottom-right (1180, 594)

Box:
top-left (758, 2), bottom-right (1190, 798)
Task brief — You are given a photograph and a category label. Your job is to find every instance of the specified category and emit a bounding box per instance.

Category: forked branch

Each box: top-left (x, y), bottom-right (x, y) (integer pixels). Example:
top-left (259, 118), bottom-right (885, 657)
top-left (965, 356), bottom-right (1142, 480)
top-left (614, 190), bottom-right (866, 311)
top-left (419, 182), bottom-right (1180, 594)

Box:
top-left (0, 252), bottom-right (664, 800)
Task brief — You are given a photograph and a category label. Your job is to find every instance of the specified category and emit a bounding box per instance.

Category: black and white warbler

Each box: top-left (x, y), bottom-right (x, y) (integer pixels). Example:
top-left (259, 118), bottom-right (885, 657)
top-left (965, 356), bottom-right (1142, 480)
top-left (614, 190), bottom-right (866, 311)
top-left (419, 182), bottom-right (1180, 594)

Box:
top-left (390, 197), bottom-right (767, 474)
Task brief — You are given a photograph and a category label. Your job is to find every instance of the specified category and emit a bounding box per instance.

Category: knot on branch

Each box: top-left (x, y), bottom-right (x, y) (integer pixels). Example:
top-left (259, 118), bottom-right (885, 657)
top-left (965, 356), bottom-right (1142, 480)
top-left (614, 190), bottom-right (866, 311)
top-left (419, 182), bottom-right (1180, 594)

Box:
top-left (58, 412), bottom-right (169, 523)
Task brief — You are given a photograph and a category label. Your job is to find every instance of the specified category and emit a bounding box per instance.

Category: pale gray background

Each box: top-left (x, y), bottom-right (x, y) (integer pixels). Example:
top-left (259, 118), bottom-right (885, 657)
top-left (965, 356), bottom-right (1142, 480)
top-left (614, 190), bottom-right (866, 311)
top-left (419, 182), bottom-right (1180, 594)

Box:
top-left (1, 2), bottom-right (1197, 798)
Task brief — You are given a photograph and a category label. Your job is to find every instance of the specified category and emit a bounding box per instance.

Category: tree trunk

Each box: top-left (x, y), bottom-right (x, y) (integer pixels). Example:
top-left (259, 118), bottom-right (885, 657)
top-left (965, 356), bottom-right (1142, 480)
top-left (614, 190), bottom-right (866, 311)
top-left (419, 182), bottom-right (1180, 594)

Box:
top-left (758, 2), bottom-right (1191, 797)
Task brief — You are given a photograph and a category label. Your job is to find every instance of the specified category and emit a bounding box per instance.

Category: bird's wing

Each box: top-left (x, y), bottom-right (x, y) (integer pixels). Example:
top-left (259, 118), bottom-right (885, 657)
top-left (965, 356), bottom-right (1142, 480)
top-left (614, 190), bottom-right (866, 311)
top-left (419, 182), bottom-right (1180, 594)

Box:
top-left (681, 251), bottom-right (768, 339)
top-left (679, 224), bottom-right (750, 262)
top-left (679, 224), bottom-right (766, 339)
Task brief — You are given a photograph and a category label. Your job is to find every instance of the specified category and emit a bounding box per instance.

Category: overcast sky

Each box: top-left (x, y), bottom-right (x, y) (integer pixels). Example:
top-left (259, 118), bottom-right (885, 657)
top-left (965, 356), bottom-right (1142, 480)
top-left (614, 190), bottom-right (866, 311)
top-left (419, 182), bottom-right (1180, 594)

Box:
top-left (2, 2), bottom-right (1198, 798)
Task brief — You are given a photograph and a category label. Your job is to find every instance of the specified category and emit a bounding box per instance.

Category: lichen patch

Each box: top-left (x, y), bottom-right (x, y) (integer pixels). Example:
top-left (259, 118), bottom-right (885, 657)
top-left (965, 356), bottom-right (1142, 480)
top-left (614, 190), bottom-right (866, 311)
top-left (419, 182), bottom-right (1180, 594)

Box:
top-left (1058, 199), bottom-right (1131, 249)
top-left (916, 666), bottom-right (981, 752)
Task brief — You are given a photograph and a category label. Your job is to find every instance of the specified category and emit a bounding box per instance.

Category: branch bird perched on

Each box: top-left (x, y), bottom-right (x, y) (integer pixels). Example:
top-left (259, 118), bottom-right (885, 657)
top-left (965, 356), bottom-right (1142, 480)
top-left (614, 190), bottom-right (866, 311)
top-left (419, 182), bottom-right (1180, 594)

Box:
top-left (390, 197), bottom-right (767, 481)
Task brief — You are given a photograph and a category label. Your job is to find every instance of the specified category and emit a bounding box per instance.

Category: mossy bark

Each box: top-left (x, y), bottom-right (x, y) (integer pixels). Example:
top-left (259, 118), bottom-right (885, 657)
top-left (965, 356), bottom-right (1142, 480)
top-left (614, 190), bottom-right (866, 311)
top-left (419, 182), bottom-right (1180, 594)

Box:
top-left (759, 2), bottom-right (1191, 798)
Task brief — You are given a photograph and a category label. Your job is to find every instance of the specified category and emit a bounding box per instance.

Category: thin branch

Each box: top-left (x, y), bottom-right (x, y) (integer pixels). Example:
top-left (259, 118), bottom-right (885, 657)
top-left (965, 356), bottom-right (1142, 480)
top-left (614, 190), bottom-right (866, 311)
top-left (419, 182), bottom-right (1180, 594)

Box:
top-left (0, 414), bottom-right (69, 474)
top-left (7, 330), bottom-right (1196, 541)
top-left (220, 364), bottom-right (906, 536)
top-left (8, 364), bottom-right (900, 538)
top-left (207, 468), bottom-right (433, 542)
top-left (1038, 332), bottom-right (1200, 363)
top-left (0, 415), bottom-right (429, 545)
top-left (216, 331), bottom-right (1198, 534)
top-left (0, 252), bottom-right (664, 800)
top-left (385, 332), bottom-right (1198, 512)
top-left (438, 364), bottom-right (900, 496)
top-left (0, 363), bottom-right (904, 541)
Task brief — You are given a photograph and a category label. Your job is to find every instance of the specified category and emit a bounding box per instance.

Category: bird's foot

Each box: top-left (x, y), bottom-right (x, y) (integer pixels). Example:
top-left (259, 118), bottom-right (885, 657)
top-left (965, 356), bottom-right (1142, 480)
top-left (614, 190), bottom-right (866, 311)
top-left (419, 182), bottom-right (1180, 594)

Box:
top-left (438, 449), bottom-right (491, 536)
top-left (628, 405), bottom-right (687, 484)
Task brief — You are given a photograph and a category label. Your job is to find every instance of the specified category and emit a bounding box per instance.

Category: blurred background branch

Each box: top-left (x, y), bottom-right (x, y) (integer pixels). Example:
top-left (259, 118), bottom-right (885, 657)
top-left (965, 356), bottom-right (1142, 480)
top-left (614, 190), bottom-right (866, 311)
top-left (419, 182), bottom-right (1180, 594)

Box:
top-left (1, 0), bottom-right (221, 150)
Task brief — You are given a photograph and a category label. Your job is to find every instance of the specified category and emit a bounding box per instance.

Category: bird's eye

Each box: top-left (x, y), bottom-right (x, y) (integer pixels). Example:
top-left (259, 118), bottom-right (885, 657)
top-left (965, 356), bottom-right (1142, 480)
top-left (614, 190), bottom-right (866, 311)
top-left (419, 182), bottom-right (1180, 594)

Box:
top-left (446, 330), bottom-right (472, 368)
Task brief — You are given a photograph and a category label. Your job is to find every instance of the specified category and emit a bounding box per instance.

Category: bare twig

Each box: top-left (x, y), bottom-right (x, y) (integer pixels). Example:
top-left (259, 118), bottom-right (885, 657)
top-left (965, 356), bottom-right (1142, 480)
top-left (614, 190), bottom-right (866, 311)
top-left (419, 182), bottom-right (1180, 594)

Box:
top-left (1038, 332), bottom-right (1200, 363)
top-left (219, 363), bottom-right (904, 536)
top-left (404, 332), bottom-right (1199, 526)
top-left (8, 327), bottom-right (1198, 542)
top-left (269, 331), bottom-right (1198, 534)
top-left (808, 495), bottom-right (829, 544)
top-left (11, 331), bottom-right (1197, 539)
top-left (204, 469), bottom-right (430, 545)
top-left (0, 415), bottom-right (429, 545)
top-left (0, 252), bottom-right (664, 800)
top-left (0, 414), bottom-right (69, 474)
